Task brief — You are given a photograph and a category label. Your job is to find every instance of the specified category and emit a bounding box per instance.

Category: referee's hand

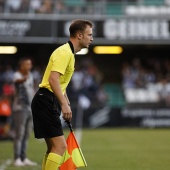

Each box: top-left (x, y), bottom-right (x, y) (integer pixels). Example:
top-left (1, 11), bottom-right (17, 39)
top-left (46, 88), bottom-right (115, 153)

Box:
top-left (61, 103), bottom-right (72, 122)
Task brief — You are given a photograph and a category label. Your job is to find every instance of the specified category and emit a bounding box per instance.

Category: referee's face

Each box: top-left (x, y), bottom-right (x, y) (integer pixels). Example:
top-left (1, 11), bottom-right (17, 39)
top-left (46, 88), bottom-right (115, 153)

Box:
top-left (80, 25), bottom-right (93, 48)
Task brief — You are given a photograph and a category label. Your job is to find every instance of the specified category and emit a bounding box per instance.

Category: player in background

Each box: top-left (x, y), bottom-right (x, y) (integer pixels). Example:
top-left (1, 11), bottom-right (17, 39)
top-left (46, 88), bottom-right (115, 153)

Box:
top-left (13, 58), bottom-right (37, 166)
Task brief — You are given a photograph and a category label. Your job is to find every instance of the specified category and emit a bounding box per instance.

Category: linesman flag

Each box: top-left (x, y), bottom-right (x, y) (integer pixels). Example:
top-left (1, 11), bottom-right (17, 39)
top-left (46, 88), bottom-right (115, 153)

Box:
top-left (59, 121), bottom-right (87, 170)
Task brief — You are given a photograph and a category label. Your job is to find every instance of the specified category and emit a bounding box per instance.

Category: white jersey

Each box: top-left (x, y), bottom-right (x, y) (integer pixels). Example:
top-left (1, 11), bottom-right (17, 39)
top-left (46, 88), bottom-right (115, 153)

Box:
top-left (13, 71), bottom-right (34, 112)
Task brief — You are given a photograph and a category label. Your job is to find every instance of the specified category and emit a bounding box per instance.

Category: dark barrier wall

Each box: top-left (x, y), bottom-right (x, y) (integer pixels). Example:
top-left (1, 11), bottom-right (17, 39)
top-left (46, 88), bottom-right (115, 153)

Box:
top-left (0, 16), bottom-right (170, 44)
top-left (0, 19), bottom-right (55, 43)
top-left (71, 105), bottom-right (170, 128)
top-left (121, 107), bottom-right (170, 128)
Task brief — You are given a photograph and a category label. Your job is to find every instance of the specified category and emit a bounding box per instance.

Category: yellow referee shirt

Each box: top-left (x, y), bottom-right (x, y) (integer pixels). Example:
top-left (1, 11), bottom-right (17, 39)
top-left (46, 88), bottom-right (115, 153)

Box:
top-left (39, 41), bottom-right (75, 94)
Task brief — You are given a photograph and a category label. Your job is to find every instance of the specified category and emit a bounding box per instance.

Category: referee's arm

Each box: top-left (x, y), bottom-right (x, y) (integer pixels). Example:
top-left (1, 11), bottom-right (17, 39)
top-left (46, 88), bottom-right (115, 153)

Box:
top-left (64, 92), bottom-right (70, 106)
top-left (49, 71), bottom-right (72, 121)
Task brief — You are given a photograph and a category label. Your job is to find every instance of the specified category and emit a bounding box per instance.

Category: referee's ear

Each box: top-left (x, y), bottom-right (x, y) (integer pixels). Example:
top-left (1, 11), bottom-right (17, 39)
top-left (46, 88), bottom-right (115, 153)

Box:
top-left (77, 32), bottom-right (83, 40)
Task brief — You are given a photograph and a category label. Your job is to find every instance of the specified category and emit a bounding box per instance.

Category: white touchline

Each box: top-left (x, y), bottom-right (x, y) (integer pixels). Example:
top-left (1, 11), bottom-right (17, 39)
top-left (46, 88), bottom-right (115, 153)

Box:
top-left (75, 95), bottom-right (91, 144)
top-left (75, 128), bottom-right (82, 144)
top-left (0, 159), bottom-right (12, 170)
top-left (75, 103), bottom-right (84, 144)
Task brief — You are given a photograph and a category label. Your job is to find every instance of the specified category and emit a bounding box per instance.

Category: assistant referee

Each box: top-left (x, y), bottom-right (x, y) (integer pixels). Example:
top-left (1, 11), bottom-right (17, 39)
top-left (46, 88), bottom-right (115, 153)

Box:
top-left (31, 20), bottom-right (93, 170)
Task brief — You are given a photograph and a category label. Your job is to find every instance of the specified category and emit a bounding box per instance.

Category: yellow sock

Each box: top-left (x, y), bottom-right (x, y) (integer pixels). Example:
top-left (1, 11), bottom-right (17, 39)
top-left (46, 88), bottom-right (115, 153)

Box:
top-left (42, 154), bottom-right (48, 170)
top-left (45, 153), bottom-right (62, 170)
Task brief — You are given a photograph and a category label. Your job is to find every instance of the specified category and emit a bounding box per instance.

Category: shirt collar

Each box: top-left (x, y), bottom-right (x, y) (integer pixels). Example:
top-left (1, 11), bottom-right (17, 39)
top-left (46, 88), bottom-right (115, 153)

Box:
top-left (68, 41), bottom-right (74, 54)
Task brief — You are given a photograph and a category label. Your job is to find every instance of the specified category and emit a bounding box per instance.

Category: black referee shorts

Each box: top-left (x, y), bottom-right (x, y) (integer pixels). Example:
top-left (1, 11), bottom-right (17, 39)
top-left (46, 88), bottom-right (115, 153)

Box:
top-left (31, 88), bottom-right (63, 139)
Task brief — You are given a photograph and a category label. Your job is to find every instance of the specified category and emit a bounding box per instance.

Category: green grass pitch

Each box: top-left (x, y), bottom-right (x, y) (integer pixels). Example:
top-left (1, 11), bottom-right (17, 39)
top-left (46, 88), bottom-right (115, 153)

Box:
top-left (0, 128), bottom-right (170, 170)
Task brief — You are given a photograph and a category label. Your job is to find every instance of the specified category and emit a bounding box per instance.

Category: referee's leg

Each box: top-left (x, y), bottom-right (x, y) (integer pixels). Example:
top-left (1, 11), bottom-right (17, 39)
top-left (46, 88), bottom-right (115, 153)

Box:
top-left (43, 136), bottom-right (67, 170)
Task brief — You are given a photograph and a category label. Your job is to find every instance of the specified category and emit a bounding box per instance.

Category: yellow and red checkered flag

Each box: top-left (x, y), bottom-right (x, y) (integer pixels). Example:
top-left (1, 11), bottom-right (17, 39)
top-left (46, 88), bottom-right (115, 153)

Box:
top-left (59, 121), bottom-right (87, 170)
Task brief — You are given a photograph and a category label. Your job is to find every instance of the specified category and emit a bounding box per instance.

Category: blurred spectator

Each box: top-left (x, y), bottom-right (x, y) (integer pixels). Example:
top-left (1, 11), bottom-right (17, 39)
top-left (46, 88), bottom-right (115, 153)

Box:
top-left (71, 59), bottom-right (106, 106)
top-left (20, 0), bottom-right (30, 13)
top-left (0, 0), bottom-right (138, 15)
top-left (37, 0), bottom-right (52, 14)
top-left (135, 66), bottom-right (147, 88)
top-left (0, 65), bottom-right (4, 95)
top-left (0, 0), bottom-right (4, 13)
top-left (71, 66), bottom-right (84, 92)
top-left (1, 65), bottom-right (15, 100)
top-left (122, 57), bottom-right (170, 106)
top-left (81, 63), bottom-right (99, 100)
top-left (3, 65), bottom-right (14, 84)
top-left (6, 0), bottom-right (21, 13)
top-left (165, 0), bottom-right (170, 5)
top-left (32, 67), bottom-right (41, 91)
top-left (30, 0), bottom-right (42, 13)
top-left (122, 62), bottom-right (136, 88)
top-left (2, 83), bottom-right (14, 98)
top-left (54, 0), bottom-right (65, 14)
top-left (96, 85), bottom-right (108, 105)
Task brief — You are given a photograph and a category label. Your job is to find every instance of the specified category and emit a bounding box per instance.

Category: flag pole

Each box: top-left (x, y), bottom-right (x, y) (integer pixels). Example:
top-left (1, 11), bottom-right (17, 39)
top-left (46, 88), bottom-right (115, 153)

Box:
top-left (65, 121), bottom-right (73, 132)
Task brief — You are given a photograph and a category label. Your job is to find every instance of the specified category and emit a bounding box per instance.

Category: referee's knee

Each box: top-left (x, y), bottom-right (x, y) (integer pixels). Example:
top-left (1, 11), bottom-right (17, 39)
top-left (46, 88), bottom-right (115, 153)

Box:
top-left (61, 143), bottom-right (67, 154)
top-left (51, 143), bottom-right (67, 156)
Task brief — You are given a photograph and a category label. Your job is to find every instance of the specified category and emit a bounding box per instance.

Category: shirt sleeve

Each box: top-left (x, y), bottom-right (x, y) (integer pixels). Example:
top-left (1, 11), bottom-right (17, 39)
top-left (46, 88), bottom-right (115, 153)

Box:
top-left (51, 50), bottom-right (70, 75)
top-left (13, 72), bottom-right (22, 83)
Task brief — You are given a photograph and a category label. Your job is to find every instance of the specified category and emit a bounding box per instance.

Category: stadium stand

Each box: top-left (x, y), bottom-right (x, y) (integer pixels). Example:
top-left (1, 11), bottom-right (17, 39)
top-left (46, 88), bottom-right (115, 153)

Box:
top-left (106, 2), bottom-right (123, 15)
top-left (143, 0), bottom-right (164, 6)
top-left (0, 0), bottom-right (169, 16)
top-left (122, 57), bottom-right (170, 107)
top-left (104, 83), bottom-right (125, 107)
